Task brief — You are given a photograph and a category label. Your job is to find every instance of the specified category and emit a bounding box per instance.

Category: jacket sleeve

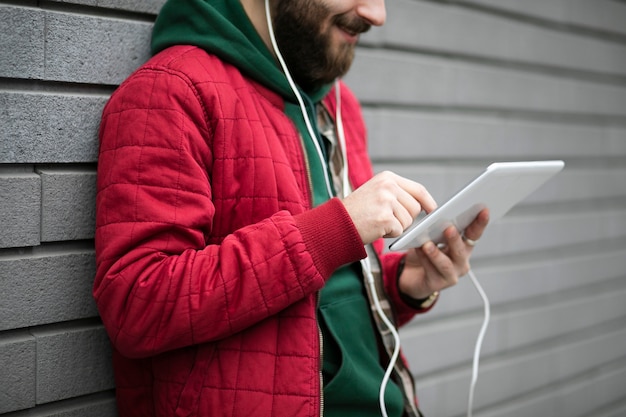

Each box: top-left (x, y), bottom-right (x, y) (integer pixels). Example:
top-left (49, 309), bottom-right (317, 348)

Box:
top-left (94, 66), bottom-right (365, 358)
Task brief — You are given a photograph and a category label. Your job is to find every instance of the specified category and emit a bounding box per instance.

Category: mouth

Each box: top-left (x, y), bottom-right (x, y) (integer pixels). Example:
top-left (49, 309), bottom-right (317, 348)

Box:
top-left (334, 15), bottom-right (371, 43)
top-left (337, 26), bottom-right (360, 43)
top-left (336, 24), bottom-right (369, 44)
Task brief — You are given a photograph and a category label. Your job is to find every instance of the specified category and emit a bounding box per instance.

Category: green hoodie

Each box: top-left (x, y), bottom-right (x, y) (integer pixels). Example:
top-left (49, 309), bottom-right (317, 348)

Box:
top-left (152, 0), bottom-right (333, 207)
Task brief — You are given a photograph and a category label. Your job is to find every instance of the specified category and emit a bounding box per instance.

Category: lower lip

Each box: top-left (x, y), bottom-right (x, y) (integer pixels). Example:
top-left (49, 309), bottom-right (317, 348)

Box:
top-left (338, 27), bottom-right (359, 44)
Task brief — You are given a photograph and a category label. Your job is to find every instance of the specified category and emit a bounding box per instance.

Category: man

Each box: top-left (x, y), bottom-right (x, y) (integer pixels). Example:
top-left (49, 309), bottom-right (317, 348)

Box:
top-left (94, 0), bottom-right (489, 416)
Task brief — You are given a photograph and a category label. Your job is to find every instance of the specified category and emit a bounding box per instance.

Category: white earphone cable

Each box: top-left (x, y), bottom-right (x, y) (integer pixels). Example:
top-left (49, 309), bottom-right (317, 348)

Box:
top-left (337, 81), bottom-right (397, 417)
top-left (361, 257), bottom-right (402, 417)
top-left (264, 0), bottom-right (334, 198)
top-left (262, 6), bottom-right (488, 417)
top-left (466, 268), bottom-right (490, 417)
top-left (334, 80), bottom-right (351, 197)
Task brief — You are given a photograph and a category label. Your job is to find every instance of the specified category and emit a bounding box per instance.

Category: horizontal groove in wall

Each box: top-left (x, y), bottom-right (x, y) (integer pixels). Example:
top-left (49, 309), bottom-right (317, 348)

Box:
top-left (0, 317), bottom-right (102, 342)
top-left (374, 158), bottom-right (495, 167)
top-left (587, 395), bottom-right (626, 417)
top-left (0, 77), bottom-right (116, 96)
top-left (493, 273), bottom-right (626, 316)
top-left (411, 266), bottom-right (626, 331)
top-left (35, 163), bottom-right (97, 173)
top-left (0, 0), bottom-right (157, 22)
top-left (0, 240), bottom-right (94, 260)
top-left (417, 314), bottom-right (626, 382)
top-left (41, 0), bottom-right (158, 21)
top-left (507, 196), bottom-right (626, 217)
top-left (407, 241), bottom-right (626, 325)
top-left (494, 274), bottom-right (625, 312)
top-left (0, 164), bottom-right (97, 175)
top-left (475, 354), bottom-right (626, 417)
top-left (0, 164), bottom-right (36, 174)
top-left (472, 236), bottom-right (626, 272)
top-left (2, 390), bottom-right (116, 416)
top-left (28, 316), bottom-right (103, 336)
top-left (0, 0), bottom-right (36, 7)
top-left (0, 328), bottom-right (34, 343)
top-left (358, 43), bottom-right (626, 87)
top-left (421, 0), bottom-right (626, 44)
top-left (373, 156), bottom-right (626, 169)
top-left (360, 103), bottom-right (626, 127)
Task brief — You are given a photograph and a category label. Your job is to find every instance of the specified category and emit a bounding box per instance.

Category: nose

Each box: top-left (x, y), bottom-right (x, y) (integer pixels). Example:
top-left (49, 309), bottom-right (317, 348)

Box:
top-left (356, 0), bottom-right (386, 26)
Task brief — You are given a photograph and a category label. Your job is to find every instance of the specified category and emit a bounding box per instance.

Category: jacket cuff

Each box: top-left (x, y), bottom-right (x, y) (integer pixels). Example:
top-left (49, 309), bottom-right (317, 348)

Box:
top-left (295, 197), bottom-right (366, 279)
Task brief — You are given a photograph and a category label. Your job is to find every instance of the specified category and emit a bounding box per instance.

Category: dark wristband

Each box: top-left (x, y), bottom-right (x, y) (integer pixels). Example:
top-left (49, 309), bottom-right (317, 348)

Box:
top-left (396, 256), bottom-right (439, 309)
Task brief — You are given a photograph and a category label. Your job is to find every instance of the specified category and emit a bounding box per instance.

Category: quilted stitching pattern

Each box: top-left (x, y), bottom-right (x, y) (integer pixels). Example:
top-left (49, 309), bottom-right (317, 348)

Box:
top-left (95, 46), bottom-right (414, 417)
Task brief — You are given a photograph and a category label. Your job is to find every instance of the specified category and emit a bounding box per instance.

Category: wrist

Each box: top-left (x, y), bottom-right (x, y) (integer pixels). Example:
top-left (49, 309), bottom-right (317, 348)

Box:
top-left (396, 256), bottom-right (439, 309)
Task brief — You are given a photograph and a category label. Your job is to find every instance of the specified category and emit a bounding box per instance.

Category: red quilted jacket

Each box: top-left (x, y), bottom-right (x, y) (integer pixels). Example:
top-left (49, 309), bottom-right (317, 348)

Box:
top-left (95, 45), bottom-right (418, 417)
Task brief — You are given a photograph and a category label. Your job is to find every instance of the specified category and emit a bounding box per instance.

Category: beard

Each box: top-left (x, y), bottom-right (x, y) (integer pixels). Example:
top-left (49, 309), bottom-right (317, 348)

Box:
top-left (272, 0), bottom-right (371, 92)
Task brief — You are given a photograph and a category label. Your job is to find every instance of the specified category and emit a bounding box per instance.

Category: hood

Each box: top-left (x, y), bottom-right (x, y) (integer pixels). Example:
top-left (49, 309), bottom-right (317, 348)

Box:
top-left (151, 0), bottom-right (331, 103)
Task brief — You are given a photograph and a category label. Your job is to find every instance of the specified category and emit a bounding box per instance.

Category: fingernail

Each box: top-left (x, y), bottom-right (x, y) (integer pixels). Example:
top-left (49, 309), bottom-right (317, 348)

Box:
top-left (423, 242), bottom-right (435, 254)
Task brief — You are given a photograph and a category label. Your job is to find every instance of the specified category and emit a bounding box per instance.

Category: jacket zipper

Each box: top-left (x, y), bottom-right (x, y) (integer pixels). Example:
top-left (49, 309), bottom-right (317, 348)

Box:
top-left (318, 294), bottom-right (324, 417)
top-left (297, 132), bottom-right (324, 417)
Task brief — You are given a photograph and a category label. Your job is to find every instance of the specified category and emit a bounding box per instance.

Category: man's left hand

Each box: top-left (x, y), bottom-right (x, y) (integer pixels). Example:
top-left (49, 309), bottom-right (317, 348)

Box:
top-left (397, 208), bottom-right (490, 301)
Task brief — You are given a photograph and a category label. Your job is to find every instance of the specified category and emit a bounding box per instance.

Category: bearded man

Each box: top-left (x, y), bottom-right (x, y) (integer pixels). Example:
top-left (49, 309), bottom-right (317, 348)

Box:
top-left (94, 0), bottom-right (489, 416)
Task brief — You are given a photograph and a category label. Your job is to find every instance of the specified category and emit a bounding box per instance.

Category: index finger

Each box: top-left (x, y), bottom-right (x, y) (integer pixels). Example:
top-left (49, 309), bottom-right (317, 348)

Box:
top-left (395, 175), bottom-right (438, 214)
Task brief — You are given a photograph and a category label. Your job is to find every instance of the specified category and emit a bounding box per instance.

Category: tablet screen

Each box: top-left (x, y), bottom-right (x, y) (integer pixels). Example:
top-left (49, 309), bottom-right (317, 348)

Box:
top-left (388, 160), bottom-right (564, 251)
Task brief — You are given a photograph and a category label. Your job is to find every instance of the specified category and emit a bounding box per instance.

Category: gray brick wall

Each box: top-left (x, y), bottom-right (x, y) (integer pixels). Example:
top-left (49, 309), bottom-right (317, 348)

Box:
top-left (346, 0), bottom-right (626, 416)
top-left (1, 0), bottom-right (625, 416)
top-left (0, 1), bottom-right (161, 415)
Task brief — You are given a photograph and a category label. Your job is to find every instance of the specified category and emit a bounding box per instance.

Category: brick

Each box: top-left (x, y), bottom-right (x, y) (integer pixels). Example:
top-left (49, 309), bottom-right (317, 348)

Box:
top-left (0, 173), bottom-right (41, 248)
top-left (53, 0), bottom-right (165, 14)
top-left (39, 169), bottom-right (97, 242)
top-left (44, 11), bottom-right (152, 84)
top-left (97, 0), bottom-right (165, 14)
top-left (0, 332), bottom-right (36, 413)
top-left (0, 92), bottom-right (105, 164)
top-left (0, 251), bottom-right (98, 330)
top-left (0, 6), bottom-right (45, 79)
top-left (32, 325), bottom-right (115, 404)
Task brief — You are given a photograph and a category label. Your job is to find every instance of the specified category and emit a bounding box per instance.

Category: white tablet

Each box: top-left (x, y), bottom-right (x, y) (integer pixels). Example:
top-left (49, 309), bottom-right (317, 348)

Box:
top-left (389, 160), bottom-right (564, 251)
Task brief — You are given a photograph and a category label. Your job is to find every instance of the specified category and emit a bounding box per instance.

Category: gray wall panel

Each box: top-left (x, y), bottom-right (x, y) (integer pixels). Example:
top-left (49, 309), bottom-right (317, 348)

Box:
top-left (0, 92), bottom-right (105, 163)
top-left (364, 0), bottom-right (626, 76)
top-left (347, 51), bottom-right (626, 116)
top-left (0, 173), bottom-right (41, 248)
top-left (364, 110), bottom-right (626, 160)
top-left (39, 169), bottom-right (97, 241)
top-left (44, 12), bottom-right (152, 84)
top-left (32, 325), bottom-right (114, 404)
top-left (0, 251), bottom-right (98, 331)
top-left (463, 0), bottom-right (626, 36)
top-left (0, 6), bottom-right (45, 79)
top-left (0, 333), bottom-right (36, 413)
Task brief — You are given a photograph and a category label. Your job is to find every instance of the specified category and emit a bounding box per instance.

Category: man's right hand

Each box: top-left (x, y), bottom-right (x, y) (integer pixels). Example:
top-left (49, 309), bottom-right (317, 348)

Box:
top-left (341, 171), bottom-right (438, 245)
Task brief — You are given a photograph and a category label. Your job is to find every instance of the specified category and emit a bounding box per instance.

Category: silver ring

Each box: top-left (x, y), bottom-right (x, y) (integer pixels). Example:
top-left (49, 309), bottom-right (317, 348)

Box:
top-left (462, 235), bottom-right (478, 247)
